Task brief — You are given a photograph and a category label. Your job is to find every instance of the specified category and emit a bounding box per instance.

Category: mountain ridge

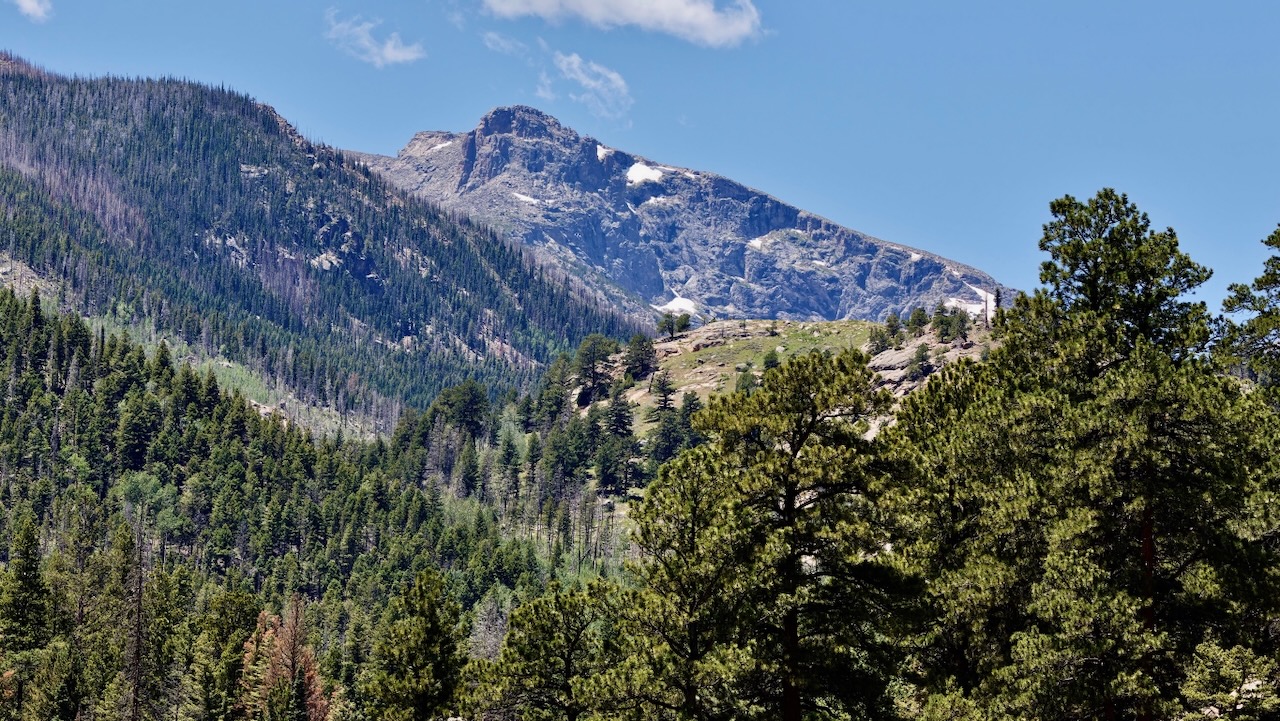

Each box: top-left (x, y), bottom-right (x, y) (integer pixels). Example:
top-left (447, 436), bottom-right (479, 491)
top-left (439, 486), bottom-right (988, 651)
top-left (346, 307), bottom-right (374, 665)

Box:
top-left (352, 105), bottom-right (1013, 323)
top-left (0, 59), bottom-right (636, 430)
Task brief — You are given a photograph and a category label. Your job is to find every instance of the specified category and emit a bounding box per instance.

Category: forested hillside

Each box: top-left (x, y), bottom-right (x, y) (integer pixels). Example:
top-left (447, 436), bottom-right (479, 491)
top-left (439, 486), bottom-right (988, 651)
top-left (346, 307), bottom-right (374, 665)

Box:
top-left (0, 277), bottom-right (700, 719)
top-left (3, 187), bottom-right (1280, 720)
top-left (0, 55), bottom-right (635, 431)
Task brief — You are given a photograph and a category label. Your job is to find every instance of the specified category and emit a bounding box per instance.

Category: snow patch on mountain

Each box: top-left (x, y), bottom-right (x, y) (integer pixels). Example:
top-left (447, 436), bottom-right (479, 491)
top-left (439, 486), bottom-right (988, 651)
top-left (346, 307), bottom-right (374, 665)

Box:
top-left (654, 296), bottom-right (698, 315)
top-left (596, 144), bottom-right (614, 161)
top-left (512, 192), bottom-right (540, 204)
top-left (965, 283), bottom-right (997, 320)
top-left (626, 162), bottom-right (663, 185)
top-left (945, 283), bottom-right (996, 318)
top-left (642, 195), bottom-right (677, 206)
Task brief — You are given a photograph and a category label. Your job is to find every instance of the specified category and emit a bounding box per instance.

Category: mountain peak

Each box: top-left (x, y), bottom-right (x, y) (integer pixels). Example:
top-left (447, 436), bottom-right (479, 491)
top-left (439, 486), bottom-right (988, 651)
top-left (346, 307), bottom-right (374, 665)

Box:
top-left (476, 105), bottom-right (574, 142)
top-left (356, 109), bottom-right (1012, 323)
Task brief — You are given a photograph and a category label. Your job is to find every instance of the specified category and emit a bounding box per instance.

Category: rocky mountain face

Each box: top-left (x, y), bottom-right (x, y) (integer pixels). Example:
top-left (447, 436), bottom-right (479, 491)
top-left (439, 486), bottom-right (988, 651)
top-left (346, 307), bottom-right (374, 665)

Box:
top-left (353, 106), bottom-right (1011, 322)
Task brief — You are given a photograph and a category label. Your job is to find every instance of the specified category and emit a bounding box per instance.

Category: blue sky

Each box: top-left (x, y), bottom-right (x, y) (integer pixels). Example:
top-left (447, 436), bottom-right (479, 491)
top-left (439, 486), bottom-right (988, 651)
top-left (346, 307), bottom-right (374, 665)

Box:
top-left (4, 0), bottom-right (1279, 305)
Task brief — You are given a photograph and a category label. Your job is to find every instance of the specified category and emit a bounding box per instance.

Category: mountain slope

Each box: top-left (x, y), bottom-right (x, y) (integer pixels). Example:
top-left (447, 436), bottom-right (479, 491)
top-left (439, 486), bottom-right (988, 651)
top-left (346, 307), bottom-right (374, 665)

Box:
top-left (353, 105), bottom-right (1011, 322)
top-left (0, 57), bottom-right (636, 427)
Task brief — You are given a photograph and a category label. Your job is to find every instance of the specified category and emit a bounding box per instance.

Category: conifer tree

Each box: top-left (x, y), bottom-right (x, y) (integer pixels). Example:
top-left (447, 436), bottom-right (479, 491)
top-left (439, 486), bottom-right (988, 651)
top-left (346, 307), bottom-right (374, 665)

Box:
top-left (0, 504), bottom-right (49, 656)
top-left (649, 369), bottom-right (675, 417)
top-left (623, 333), bottom-right (657, 380)
top-left (888, 189), bottom-right (1280, 720)
top-left (0, 503), bottom-right (51, 711)
top-left (1220, 225), bottom-right (1280, 389)
top-left (657, 312), bottom-right (677, 340)
top-left (617, 444), bottom-right (755, 720)
top-left (467, 582), bottom-right (620, 721)
top-left (884, 312), bottom-right (901, 337)
top-left (573, 333), bottom-right (618, 405)
top-left (684, 349), bottom-right (903, 720)
top-left (906, 307), bottom-right (928, 336)
top-left (358, 569), bottom-right (465, 720)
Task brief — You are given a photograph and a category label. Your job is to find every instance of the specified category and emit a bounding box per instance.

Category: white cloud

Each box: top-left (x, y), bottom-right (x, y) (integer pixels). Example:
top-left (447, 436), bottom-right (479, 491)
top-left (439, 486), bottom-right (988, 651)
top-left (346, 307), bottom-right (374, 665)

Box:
top-left (325, 10), bottom-right (426, 68)
top-left (535, 71), bottom-right (557, 101)
top-left (553, 51), bottom-right (632, 119)
top-left (483, 31), bottom-right (527, 56)
top-left (12, 0), bottom-right (52, 22)
top-left (482, 0), bottom-right (760, 47)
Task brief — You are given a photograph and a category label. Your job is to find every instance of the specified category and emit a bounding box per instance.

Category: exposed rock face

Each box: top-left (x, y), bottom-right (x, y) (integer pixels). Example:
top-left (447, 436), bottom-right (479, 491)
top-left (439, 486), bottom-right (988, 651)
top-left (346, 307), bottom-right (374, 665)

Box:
top-left (351, 105), bottom-right (1012, 322)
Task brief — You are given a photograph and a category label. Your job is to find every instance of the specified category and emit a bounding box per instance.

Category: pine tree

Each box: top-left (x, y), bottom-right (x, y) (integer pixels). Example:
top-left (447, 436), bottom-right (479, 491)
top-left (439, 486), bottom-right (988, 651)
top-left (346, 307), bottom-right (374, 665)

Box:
top-left (239, 597), bottom-right (329, 721)
top-left (906, 307), bottom-right (929, 336)
top-left (0, 504), bottom-right (49, 656)
top-left (604, 385), bottom-right (634, 439)
top-left (573, 333), bottom-right (618, 405)
top-left (884, 312), bottom-right (902, 337)
top-left (467, 582), bottom-right (619, 721)
top-left (1037, 188), bottom-right (1211, 361)
top-left (622, 333), bottom-right (657, 380)
top-left (358, 569), bottom-right (465, 720)
top-left (1220, 225), bottom-right (1280, 389)
top-left (0, 504), bottom-right (51, 712)
top-left (686, 349), bottom-right (905, 720)
top-left (648, 370), bottom-right (675, 418)
top-left (888, 189), bottom-right (1280, 720)
top-left (617, 445), bottom-right (755, 720)
top-left (657, 312), bottom-right (677, 340)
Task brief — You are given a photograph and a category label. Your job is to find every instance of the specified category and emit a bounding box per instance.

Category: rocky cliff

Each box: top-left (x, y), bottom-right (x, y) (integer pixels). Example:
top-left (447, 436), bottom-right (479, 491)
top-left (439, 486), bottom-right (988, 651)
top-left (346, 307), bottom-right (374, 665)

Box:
top-left (352, 105), bottom-right (1011, 322)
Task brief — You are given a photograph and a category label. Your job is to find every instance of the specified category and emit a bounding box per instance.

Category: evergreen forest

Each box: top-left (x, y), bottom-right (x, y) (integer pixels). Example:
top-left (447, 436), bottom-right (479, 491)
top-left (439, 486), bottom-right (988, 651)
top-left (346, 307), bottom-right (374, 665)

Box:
top-left (0, 55), bottom-right (636, 431)
top-left (3, 186), bottom-right (1280, 720)
top-left (4, 46), bottom-right (1280, 717)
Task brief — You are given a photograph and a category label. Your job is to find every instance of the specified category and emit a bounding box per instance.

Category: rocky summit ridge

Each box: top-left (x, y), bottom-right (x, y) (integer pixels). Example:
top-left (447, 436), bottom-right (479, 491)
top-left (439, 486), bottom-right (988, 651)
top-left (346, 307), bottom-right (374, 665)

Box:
top-left (351, 105), bottom-right (1011, 322)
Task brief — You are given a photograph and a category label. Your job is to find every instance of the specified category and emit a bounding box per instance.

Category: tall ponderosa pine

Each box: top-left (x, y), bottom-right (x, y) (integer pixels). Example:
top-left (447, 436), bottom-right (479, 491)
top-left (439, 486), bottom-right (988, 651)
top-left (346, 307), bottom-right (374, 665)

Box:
top-left (1220, 225), bottom-right (1280, 389)
top-left (1034, 188), bottom-right (1212, 365)
top-left (573, 333), bottom-right (619, 405)
top-left (888, 188), bottom-right (1280, 720)
top-left (617, 444), bottom-right (756, 720)
top-left (675, 348), bottom-right (907, 720)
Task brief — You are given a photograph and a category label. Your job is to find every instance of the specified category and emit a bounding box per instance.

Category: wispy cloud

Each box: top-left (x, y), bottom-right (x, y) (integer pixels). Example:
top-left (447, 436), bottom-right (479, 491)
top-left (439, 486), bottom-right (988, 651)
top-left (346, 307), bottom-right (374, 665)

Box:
top-left (12, 0), bottom-right (52, 22)
top-left (535, 71), bottom-right (557, 101)
top-left (482, 0), bottom-right (760, 48)
top-left (483, 31), bottom-right (527, 56)
top-left (325, 10), bottom-right (426, 68)
top-left (553, 52), bottom-right (632, 119)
